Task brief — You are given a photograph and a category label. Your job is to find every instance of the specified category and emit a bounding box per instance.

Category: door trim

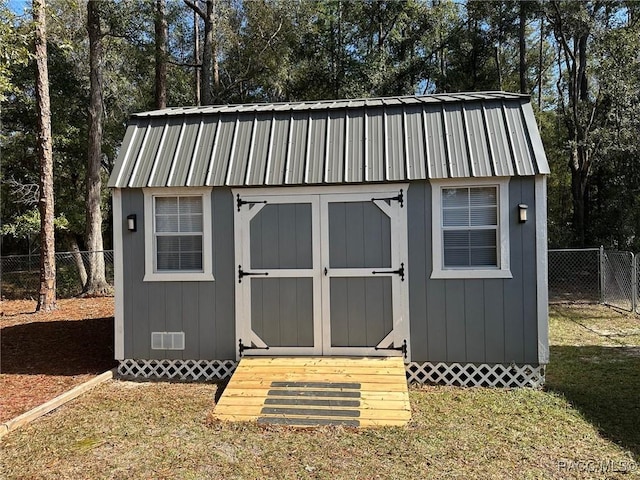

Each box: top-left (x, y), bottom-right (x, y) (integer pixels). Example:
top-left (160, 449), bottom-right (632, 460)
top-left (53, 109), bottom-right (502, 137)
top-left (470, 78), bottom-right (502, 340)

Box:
top-left (233, 184), bottom-right (410, 361)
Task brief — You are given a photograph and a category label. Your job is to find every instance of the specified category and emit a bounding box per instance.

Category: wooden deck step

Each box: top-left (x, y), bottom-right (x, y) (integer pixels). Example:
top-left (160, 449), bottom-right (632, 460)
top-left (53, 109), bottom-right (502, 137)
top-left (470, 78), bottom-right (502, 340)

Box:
top-left (212, 357), bottom-right (410, 428)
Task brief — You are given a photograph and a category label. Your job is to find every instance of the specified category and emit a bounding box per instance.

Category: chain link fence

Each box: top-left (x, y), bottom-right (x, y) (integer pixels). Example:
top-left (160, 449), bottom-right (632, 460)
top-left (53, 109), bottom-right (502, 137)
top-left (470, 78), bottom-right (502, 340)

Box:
top-left (549, 247), bottom-right (640, 313)
top-left (1, 251), bottom-right (114, 300)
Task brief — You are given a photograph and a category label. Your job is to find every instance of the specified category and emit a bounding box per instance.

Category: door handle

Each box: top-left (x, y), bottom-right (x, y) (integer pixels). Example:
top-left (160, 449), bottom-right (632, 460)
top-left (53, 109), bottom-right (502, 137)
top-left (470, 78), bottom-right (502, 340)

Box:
top-left (372, 262), bottom-right (405, 281)
top-left (238, 265), bottom-right (269, 283)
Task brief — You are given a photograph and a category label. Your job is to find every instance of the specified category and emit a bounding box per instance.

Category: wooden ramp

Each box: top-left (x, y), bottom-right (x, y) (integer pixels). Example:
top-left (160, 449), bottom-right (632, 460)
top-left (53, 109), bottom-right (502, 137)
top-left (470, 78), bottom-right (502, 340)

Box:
top-left (212, 357), bottom-right (411, 427)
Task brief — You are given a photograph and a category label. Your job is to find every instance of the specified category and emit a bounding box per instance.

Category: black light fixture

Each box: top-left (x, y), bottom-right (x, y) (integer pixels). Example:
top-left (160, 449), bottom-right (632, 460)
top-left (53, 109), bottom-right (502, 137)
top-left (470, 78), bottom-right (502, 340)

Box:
top-left (127, 214), bottom-right (137, 232)
top-left (518, 204), bottom-right (528, 223)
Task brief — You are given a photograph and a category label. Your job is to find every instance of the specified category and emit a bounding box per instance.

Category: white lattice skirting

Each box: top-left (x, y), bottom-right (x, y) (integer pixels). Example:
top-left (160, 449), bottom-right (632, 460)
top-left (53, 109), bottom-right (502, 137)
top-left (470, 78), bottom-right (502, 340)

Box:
top-left (118, 359), bottom-right (544, 387)
top-left (118, 359), bottom-right (238, 381)
top-left (406, 362), bottom-right (545, 387)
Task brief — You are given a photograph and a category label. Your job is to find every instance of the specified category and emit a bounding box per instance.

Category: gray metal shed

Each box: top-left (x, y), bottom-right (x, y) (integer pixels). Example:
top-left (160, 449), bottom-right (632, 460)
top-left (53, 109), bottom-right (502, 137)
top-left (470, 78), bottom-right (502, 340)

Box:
top-left (109, 92), bottom-right (550, 387)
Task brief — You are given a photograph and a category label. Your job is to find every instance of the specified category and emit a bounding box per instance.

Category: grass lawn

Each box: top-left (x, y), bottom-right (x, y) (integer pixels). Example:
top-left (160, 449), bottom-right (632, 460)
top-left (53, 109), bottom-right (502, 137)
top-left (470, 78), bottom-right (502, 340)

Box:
top-left (1, 304), bottom-right (639, 479)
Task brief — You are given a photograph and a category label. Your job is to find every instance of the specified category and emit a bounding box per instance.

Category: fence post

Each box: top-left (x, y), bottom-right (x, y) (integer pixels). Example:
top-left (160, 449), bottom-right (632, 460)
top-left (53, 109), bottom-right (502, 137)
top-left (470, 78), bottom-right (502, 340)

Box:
top-left (599, 245), bottom-right (605, 304)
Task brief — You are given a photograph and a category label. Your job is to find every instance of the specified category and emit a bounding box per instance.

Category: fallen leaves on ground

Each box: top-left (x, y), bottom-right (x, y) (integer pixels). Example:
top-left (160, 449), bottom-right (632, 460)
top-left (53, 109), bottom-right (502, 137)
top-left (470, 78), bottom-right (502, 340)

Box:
top-left (0, 297), bottom-right (116, 423)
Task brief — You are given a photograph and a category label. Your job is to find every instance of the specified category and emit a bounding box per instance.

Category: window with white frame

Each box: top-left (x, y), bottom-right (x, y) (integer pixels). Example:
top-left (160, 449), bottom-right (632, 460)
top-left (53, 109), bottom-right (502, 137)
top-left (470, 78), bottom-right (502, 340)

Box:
top-left (431, 178), bottom-right (511, 279)
top-left (143, 188), bottom-right (214, 281)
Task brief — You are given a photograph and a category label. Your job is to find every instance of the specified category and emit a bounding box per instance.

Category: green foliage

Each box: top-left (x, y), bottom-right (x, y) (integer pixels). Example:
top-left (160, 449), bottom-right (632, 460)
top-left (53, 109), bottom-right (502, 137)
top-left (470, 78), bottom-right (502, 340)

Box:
top-left (1, 208), bottom-right (69, 238)
top-left (2, 0), bottom-right (640, 251)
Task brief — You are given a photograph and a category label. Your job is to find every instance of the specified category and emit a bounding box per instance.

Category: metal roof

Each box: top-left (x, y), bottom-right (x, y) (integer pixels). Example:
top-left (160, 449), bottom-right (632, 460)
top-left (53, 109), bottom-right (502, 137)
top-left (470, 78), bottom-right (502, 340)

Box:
top-left (108, 92), bottom-right (549, 188)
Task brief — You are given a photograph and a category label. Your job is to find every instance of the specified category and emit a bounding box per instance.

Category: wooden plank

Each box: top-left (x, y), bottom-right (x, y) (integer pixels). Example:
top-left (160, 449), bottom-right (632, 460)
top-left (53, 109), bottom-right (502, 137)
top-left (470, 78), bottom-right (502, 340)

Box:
top-left (222, 390), bottom-right (409, 401)
top-left (0, 370), bottom-right (114, 439)
top-left (224, 379), bottom-right (408, 391)
top-left (239, 357), bottom-right (405, 366)
top-left (212, 414), bottom-right (409, 428)
top-left (230, 366), bottom-right (404, 375)
top-left (228, 374), bottom-right (408, 386)
top-left (213, 356), bottom-right (411, 427)
top-left (217, 396), bottom-right (410, 410)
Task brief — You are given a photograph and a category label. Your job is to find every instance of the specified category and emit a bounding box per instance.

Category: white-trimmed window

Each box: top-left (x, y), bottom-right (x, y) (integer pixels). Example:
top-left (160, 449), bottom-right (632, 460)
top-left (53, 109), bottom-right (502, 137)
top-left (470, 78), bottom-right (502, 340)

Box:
top-left (143, 187), bottom-right (214, 282)
top-left (431, 178), bottom-right (511, 279)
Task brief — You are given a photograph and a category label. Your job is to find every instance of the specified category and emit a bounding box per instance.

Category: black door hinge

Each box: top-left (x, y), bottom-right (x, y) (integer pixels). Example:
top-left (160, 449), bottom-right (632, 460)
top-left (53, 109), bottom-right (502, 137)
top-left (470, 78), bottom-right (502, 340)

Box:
top-left (375, 339), bottom-right (407, 359)
top-left (372, 262), bottom-right (405, 281)
top-left (237, 193), bottom-right (267, 212)
top-left (239, 339), bottom-right (270, 357)
top-left (371, 189), bottom-right (403, 208)
top-left (238, 265), bottom-right (269, 283)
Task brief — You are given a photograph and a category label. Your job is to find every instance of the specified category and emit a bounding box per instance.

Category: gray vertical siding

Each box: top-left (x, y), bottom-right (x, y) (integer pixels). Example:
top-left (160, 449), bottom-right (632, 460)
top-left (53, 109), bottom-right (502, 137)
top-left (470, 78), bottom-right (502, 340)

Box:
top-left (120, 178), bottom-right (542, 365)
top-left (121, 187), bottom-right (236, 360)
top-left (407, 177), bottom-right (541, 365)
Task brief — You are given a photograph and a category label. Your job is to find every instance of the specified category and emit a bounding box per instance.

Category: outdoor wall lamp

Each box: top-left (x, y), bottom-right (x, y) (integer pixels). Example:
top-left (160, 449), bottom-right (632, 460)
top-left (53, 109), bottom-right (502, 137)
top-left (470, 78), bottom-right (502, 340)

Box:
top-left (127, 214), bottom-right (137, 232)
top-left (518, 204), bottom-right (528, 223)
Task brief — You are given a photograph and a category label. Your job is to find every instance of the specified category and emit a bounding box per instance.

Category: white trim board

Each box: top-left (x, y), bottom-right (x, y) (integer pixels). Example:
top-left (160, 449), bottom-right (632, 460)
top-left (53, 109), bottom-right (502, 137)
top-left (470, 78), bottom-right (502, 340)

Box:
top-left (232, 183), bottom-right (410, 360)
top-left (535, 175), bottom-right (549, 364)
top-left (142, 186), bottom-right (214, 282)
top-left (112, 189), bottom-right (125, 360)
top-left (430, 176), bottom-right (512, 279)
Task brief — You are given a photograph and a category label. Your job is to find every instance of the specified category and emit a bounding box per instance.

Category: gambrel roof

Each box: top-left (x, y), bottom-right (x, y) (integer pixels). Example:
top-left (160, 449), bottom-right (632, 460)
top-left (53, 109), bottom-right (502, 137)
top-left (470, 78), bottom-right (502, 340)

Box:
top-left (108, 91), bottom-right (549, 188)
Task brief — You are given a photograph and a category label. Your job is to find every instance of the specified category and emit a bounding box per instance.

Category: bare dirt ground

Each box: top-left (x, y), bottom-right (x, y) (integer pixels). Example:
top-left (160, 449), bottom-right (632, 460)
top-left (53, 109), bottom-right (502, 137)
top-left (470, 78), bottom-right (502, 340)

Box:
top-left (0, 298), bottom-right (116, 423)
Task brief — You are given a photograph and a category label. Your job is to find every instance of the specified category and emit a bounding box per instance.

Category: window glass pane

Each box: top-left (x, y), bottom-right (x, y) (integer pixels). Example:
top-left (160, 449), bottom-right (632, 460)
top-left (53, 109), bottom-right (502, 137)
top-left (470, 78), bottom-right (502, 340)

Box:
top-left (156, 197), bottom-right (178, 215)
top-left (179, 214), bottom-right (203, 233)
top-left (156, 214), bottom-right (179, 233)
top-left (442, 188), bottom-right (468, 208)
top-left (179, 196), bottom-right (203, 214)
top-left (470, 206), bottom-right (497, 226)
top-left (471, 247), bottom-right (497, 266)
top-left (470, 229), bottom-right (497, 248)
top-left (470, 187), bottom-right (496, 207)
top-left (156, 235), bottom-right (203, 271)
top-left (443, 208), bottom-right (469, 227)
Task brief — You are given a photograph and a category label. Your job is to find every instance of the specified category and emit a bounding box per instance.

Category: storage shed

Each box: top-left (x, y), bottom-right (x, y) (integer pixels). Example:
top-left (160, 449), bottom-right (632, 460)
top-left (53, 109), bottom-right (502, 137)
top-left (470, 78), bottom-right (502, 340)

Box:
top-left (109, 92), bottom-right (549, 387)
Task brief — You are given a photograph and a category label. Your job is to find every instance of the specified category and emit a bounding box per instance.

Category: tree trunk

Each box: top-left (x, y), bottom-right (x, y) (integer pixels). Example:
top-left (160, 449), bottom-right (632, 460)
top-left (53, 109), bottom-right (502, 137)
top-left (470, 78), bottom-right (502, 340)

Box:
top-left (65, 233), bottom-right (88, 289)
top-left (194, 8), bottom-right (201, 106)
top-left (519, 0), bottom-right (527, 94)
top-left (154, 0), bottom-right (167, 109)
top-left (85, 0), bottom-right (110, 296)
top-left (33, 0), bottom-right (56, 312)
top-left (201, 0), bottom-right (214, 104)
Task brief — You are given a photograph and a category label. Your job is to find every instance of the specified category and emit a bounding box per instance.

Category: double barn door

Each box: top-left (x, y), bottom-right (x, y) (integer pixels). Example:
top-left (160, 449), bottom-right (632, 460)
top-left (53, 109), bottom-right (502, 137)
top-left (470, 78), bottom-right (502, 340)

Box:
top-left (233, 185), bottom-right (409, 359)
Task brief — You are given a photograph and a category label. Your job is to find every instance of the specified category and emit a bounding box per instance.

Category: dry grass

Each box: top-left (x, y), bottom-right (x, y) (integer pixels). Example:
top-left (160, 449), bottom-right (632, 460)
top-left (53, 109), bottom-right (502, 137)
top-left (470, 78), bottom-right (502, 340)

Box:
top-left (0, 304), bottom-right (639, 479)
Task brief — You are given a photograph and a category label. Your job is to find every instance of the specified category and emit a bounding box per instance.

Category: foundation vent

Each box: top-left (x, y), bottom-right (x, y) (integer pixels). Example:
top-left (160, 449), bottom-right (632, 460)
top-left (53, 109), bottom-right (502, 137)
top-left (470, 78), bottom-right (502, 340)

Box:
top-left (151, 332), bottom-right (185, 350)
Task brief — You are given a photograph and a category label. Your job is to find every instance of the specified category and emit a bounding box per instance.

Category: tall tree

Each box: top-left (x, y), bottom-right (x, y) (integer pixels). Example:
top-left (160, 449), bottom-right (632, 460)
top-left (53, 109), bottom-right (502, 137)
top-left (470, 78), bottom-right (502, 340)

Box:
top-left (33, 0), bottom-right (56, 311)
top-left (155, 0), bottom-right (167, 109)
top-left (85, 0), bottom-right (109, 295)
top-left (184, 0), bottom-right (217, 105)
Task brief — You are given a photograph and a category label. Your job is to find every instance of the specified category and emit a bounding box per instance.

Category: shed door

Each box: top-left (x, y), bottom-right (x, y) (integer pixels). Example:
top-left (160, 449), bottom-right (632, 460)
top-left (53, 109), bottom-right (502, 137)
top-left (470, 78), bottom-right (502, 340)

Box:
top-left (321, 193), bottom-right (408, 357)
top-left (235, 194), bottom-right (322, 356)
top-left (234, 186), bottom-right (409, 359)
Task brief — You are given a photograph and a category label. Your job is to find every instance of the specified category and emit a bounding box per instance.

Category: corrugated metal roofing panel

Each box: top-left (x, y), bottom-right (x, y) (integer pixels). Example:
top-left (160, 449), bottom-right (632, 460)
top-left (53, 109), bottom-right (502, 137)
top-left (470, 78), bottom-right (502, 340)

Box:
top-left (443, 103), bottom-right (470, 178)
top-left (245, 116), bottom-right (272, 185)
top-left (483, 100), bottom-right (515, 177)
top-left (265, 113), bottom-right (290, 185)
top-left (167, 117), bottom-right (200, 187)
top-left (129, 118), bottom-right (168, 187)
top-left (188, 117), bottom-right (217, 186)
top-left (148, 118), bottom-right (183, 186)
top-left (108, 123), bottom-right (138, 188)
top-left (208, 116), bottom-right (235, 186)
top-left (325, 110), bottom-right (345, 183)
top-left (463, 103), bottom-right (493, 177)
top-left (403, 106), bottom-right (427, 180)
top-left (366, 109), bottom-right (384, 181)
top-left (287, 111), bottom-right (308, 184)
top-left (345, 110), bottom-right (364, 183)
top-left (385, 107), bottom-right (405, 181)
top-left (503, 102), bottom-right (535, 176)
top-left (227, 114), bottom-right (253, 185)
top-left (306, 111), bottom-right (327, 183)
top-left (111, 92), bottom-right (548, 188)
top-left (521, 102), bottom-right (550, 174)
top-left (423, 105), bottom-right (448, 179)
